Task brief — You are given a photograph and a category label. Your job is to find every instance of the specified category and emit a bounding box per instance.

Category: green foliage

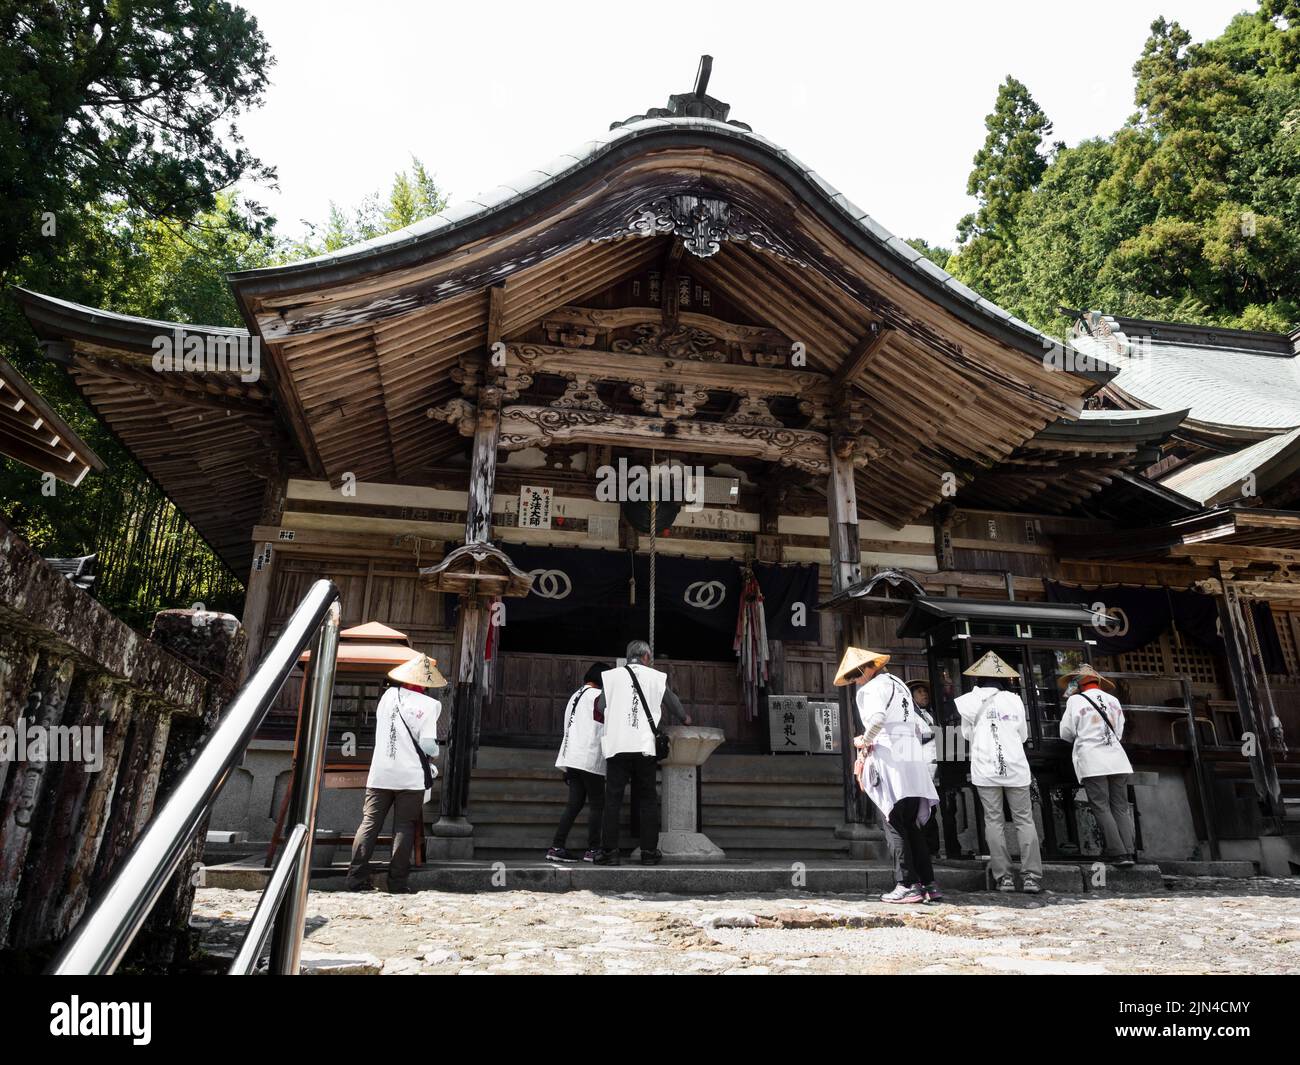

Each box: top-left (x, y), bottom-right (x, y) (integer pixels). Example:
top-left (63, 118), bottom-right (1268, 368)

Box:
top-left (949, 4), bottom-right (1300, 335)
top-left (0, 193), bottom-right (277, 627)
top-left (949, 76), bottom-right (1056, 317)
top-left (0, 1), bottom-right (277, 627)
top-left (287, 158), bottom-right (448, 259)
top-left (0, 148), bottom-right (447, 630)
top-left (906, 238), bottom-right (952, 270)
top-left (0, 0), bottom-right (276, 285)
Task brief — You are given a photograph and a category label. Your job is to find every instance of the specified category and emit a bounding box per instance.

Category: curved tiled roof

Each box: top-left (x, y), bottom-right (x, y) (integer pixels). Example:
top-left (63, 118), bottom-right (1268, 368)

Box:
top-left (1160, 426), bottom-right (1300, 506)
top-left (1071, 320), bottom-right (1300, 434)
top-left (228, 116), bottom-right (1078, 368)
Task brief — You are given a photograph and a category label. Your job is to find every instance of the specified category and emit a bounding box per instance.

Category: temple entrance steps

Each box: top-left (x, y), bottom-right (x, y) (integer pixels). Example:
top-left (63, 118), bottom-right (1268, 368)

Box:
top-left (465, 746), bottom-right (850, 861)
top-left (698, 753), bottom-right (849, 860)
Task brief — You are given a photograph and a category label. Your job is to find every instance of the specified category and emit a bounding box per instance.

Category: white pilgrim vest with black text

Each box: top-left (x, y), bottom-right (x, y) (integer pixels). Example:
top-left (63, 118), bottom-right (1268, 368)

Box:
top-left (555, 686), bottom-right (606, 776)
top-left (855, 672), bottom-right (938, 822)
top-left (955, 685), bottom-right (1031, 788)
top-left (1060, 689), bottom-right (1133, 780)
top-left (367, 687), bottom-right (441, 791)
top-left (600, 663), bottom-right (667, 759)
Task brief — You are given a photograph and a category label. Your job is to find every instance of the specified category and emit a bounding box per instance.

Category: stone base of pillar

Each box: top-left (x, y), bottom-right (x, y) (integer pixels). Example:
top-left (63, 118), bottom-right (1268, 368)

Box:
top-left (426, 815), bottom-right (474, 860)
top-left (835, 821), bottom-right (887, 861)
top-left (632, 831), bottom-right (726, 863)
top-left (424, 835), bottom-right (474, 861)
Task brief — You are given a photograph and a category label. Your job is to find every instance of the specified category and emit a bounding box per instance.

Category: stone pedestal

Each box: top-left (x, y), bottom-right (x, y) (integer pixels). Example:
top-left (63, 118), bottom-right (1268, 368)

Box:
top-left (835, 818), bottom-right (888, 861)
top-left (637, 726), bottom-right (726, 862)
top-left (427, 813), bottom-right (475, 861)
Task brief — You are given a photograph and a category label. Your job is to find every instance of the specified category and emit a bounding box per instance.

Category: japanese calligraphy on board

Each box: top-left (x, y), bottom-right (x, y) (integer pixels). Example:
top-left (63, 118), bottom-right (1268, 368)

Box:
top-left (767, 694), bottom-right (811, 753)
top-left (518, 485), bottom-right (553, 530)
top-left (808, 700), bottom-right (842, 754)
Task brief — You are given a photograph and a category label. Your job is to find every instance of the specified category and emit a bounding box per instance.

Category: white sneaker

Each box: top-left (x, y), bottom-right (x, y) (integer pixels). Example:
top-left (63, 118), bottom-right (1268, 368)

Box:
top-left (996, 874), bottom-right (1016, 893)
top-left (1022, 875), bottom-right (1042, 895)
top-left (880, 883), bottom-right (925, 904)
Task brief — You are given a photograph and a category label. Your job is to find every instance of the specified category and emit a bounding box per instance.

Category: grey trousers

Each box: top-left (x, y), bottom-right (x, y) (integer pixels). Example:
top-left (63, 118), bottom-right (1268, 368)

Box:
top-left (345, 787), bottom-right (424, 890)
top-left (1083, 773), bottom-right (1135, 859)
top-left (977, 784), bottom-right (1042, 880)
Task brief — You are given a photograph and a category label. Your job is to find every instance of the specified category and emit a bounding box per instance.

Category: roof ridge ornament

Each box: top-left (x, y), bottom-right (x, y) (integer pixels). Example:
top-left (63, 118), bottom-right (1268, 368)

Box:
top-left (611, 55), bottom-right (753, 131)
top-left (591, 191), bottom-right (806, 264)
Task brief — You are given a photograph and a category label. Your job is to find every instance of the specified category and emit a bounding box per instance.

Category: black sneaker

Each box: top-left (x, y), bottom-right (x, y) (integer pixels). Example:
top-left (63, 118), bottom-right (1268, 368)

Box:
top-left (387, 884), bottom-right (415, 895)
top-left (639, 849), bottom-right (663, 866)
top-left (344, 881), bottom-right (377, 892)
top-left (546, 847), bottom-right (577, 863)
top-left (582, 850), bottom-right (597, 862)
top-left (592, 849), bottom-right (621, 866)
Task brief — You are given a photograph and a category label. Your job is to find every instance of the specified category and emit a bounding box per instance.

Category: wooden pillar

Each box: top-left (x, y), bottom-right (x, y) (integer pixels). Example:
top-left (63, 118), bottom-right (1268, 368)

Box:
top-left (435, 402), bottom-right (499, 835)
top-left (239, 467), bottom-right (287, 680)
top-left (431, 288), bottom-right (504, 855)
top-left (826, 440), bottom-right (879, 855)
top-left (1216, 573), bottom-right (1286, 827)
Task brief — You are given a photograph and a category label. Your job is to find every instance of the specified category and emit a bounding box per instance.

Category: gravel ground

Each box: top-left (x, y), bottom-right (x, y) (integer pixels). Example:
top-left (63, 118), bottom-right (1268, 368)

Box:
top-left (191, 876), bottom-right (1300, 975)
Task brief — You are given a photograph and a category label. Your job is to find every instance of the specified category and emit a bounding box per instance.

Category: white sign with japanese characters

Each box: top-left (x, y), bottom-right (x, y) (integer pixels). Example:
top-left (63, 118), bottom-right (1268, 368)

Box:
top-left (518, 485), bottom-right (553, 530)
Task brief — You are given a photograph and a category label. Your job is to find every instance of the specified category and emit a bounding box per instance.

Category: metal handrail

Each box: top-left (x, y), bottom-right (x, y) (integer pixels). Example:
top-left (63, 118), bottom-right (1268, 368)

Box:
top-left (50, 579), bottom-right (342, 975)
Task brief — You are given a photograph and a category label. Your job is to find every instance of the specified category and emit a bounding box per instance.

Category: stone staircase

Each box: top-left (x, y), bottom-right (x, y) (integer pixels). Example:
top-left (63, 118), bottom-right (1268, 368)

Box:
top-left (700, 753), bottom-right (849, 860)
top-left (466, 746), bottom-right (849, 860)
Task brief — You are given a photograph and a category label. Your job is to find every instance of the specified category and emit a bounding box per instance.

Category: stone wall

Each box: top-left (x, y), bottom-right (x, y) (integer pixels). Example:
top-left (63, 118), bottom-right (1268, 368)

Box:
top-left (0, 517), bottom-right (245, 968)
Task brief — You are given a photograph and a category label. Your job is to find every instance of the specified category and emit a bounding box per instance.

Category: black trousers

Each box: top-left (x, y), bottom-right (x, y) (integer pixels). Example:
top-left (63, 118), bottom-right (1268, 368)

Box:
top-left (883, 796), bottom-right (936, 886)
top-left (602, 752), bottom-right (659, 854)
top-left (553, 768), bottom-right (605, 850)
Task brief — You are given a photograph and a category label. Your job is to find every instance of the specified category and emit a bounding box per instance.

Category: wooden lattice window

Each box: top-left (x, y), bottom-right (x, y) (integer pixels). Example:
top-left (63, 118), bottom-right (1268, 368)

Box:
top-left (1116, 633), bottom-right (1217, 685)
top-left (1167, 635), bottom-right (1218, 685)
top-left (1274, 610), bottom-right (1300, 676)
top-left (1117, 639), bottom-right (1165, 676)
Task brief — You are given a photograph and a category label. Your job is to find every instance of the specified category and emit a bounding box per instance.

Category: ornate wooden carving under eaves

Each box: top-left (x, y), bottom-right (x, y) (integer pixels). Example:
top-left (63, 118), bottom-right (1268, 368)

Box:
top-left (427, 397), bottom-right (477, 436)
top-left (591, 194), bottom-right (806, 266)
top-left (611, 322), bottom-right (725, 361)
top-left (502, 341), bottom-right (830, 425)
top-left (724, 392), bottom-right (782, 427)
top-left (495, 404), bottom-right (835, 476)
top-left (553, 374), bottom-right (608, 411)
top-left (629, 381), bottom-right (709, 421)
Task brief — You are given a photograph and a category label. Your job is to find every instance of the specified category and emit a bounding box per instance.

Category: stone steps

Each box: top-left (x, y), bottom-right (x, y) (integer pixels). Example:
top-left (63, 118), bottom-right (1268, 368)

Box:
top-left (456, 747), bottom-right (849, 860)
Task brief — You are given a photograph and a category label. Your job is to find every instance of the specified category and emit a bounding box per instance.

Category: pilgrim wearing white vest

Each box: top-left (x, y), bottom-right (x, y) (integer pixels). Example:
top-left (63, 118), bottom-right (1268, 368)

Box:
top-left (1059, 664), bottom-right (1136, 866)
top-left (345, 653), bottom-right (444, 894)
top-left (545, 661), bottom-right (610, 863)
top-left (593, 639), bottom-right (689, 866)
top-left (955, 651), bottom-right (1042, 893)
top-left (837, 647), bottom-right (942, 905)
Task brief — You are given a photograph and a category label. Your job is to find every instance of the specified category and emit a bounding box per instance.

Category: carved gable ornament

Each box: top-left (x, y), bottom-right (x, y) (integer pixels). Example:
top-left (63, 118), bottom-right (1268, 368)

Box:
top-left (418, 542), bottom-right (535, 599)
top-left (592, 194), bottom-right (806, 266)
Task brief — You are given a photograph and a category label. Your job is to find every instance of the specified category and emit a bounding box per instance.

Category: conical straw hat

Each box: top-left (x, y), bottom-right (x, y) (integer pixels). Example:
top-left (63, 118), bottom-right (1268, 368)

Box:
top-left (833, 646), bottom-right (890, 686)
top-left (388, 653), bottom-right (447, 689)
top-left (963, 651), bottom-right (1021, 680)
top-left (1058, 663), bottom-right (1115, 692)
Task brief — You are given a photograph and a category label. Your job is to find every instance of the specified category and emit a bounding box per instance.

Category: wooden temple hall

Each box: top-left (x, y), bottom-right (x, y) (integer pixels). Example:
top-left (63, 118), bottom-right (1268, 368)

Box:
top-left (14, 64), bottom-right (1300, 873)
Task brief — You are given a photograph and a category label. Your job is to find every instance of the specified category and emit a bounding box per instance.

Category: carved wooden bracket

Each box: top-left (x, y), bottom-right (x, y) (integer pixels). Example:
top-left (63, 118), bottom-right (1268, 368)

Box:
top-left (418, 541), bottom-right (534, 599)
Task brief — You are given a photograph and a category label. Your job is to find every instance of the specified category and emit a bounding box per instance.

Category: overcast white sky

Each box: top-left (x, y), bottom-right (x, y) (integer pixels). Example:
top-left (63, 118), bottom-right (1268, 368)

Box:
top-left (235, 0), bottom-right (1252, 248)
